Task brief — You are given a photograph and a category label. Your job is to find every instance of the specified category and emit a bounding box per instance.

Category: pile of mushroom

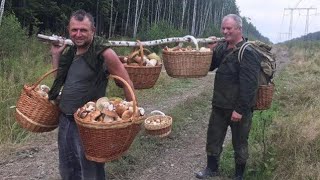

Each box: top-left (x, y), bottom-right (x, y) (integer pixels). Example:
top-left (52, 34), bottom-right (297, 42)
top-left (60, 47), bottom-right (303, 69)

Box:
top-left (145, 117), bottom-right (168, 126)
top-left (34, 84), bottom-right (58, 105)
top-left (163, 46), bottom-right (211, 52)
top-left (119, 52), bottom-right (162, 67)
top-left (35, 84), bottom-right (50, 98)
top-left (76, 97), bottom-right (145, 123)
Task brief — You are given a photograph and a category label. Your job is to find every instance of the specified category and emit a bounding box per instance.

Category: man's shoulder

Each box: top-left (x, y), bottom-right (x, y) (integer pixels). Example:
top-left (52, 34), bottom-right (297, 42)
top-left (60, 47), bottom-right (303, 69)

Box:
top-left (93, 36), bottom-right (110, 46)
top-left (93, 36), bottom-right (111, 55)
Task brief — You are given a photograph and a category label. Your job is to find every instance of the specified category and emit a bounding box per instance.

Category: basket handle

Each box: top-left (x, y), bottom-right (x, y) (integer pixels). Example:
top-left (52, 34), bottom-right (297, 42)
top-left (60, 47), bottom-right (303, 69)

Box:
top-left (109, 75), bottom-right (138, 121)
top-left (24, 68), bottom-right (58, 94)
top-left (178, 35), bottom-right (199, 50)
top-left (128, 40), bottom-right (152, 65)
top-left (150, 110), bottom-right (166, 116)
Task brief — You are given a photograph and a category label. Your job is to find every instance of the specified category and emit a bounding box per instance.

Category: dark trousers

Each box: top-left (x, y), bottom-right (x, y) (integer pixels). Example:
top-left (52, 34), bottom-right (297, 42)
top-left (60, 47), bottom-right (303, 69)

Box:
top-left (206, 106), bottom-right (253, 164)
top-left (58, 114), bottom-right (106, 180)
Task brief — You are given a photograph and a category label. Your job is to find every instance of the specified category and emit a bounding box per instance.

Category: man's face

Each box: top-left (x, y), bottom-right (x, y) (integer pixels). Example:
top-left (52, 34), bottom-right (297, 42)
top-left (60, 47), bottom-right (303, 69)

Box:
top-left (68, 16), bottom-right (95, 47)
top-left (221, 18), bottom-right (242, 43)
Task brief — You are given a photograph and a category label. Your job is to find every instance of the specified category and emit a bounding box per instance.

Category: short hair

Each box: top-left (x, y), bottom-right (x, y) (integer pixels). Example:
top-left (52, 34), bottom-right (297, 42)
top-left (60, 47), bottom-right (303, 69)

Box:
top-left (70, 9), bottom-right (95, 28)
top-left (222, 14), bottom-right (242, 28)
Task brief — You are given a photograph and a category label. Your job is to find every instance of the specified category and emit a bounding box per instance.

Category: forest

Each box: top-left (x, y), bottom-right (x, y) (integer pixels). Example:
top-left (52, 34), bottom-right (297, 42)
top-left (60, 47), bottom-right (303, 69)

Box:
top-left (1, 0), bottom-right (269, 42)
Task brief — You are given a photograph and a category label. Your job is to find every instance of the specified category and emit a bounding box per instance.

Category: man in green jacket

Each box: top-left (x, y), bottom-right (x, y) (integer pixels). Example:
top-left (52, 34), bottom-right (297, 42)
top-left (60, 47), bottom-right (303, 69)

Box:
top-left (195, 14), bottom-right (260, 180)
top-left (49, 9), bottom-right (134, 179)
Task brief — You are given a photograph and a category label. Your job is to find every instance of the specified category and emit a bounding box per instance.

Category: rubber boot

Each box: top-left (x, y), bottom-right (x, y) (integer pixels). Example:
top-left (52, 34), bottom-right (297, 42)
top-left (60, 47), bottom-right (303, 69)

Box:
top-left (233, 163), bottom-right (246, 180)
top-left (195, 155), bottom-right (219, 179)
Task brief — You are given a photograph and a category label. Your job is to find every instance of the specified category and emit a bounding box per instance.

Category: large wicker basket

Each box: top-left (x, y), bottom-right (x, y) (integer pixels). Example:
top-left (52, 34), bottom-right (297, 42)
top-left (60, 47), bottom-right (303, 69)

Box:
top-left (254, 82), bottom-right (275, 110)
top-left (124, 65), bottom-right (162, 89)
top-left (74, 75), bottom-right (144, 163)
top-left (144, 110), bottom-right (172, 138)
top-left (162, 35), bottom-right (212, 78)
top-left (123, 42), bottom-right (162, 89)
top-left (15, 69), bottom-right (60, 132)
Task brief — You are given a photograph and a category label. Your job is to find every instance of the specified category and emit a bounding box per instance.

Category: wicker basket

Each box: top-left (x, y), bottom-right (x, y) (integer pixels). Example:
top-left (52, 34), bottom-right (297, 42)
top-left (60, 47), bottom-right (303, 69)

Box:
top-left (123, 41), bottom-right (162, 89)
top-left (162, 50), bottom-right (212, 78)
top-left (254, 82), bottom-right (275, 110)
top-left (162, 35), bottom-right (212, 78)
top-left (15, 69), bottom-right (60, 132)
top-left (124, 65), bottom-right (162, 89)
top-left (144, 110), bottom-right (172, 138)
top-left (74, 75), bottom-right (144, 163)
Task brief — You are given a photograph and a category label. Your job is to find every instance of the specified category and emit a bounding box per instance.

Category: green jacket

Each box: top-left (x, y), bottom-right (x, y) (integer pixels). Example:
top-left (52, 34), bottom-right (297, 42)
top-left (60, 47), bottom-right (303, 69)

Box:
top-left (48, 36), bottom-right (111, 100)
top-left (209, 39), bottom-right (260, 114)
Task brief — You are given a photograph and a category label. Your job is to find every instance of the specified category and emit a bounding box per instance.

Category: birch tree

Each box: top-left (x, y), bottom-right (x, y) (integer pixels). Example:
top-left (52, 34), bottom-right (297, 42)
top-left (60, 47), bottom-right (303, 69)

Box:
top-left (191, 0), bottom-right (197, 35)
top-left (0, 0), bottom-right (5, 26)
top-left (124, 0), bottom-right (130, 35)
top-left (108, 0), bottom-right (113, 38)
top-left (133, 0), bottom-right (145, 37)
top-left (180, 0), bottom-right (187, 30)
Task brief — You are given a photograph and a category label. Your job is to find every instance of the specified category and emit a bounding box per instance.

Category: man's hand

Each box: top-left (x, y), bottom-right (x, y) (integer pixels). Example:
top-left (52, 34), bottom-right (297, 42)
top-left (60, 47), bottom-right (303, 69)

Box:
top-left (50, 43), bottom-right (67, 58)
top-left (231, 110), bottom-right (242, 122)
top-left (207, 36), bottom-right (219, 51)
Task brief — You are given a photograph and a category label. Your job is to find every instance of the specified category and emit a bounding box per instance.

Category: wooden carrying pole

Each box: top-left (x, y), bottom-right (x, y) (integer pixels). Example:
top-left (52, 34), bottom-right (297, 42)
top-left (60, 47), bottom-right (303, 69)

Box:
top-left (37, 34), bottom-right (224, 48)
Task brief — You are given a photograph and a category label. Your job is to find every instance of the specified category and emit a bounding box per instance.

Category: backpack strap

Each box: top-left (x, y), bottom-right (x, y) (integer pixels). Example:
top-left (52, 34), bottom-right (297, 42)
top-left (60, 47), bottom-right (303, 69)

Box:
top-left (238, 42), bottom-right (252, 62)
top-left (221, 47), bottom-right (241, 64)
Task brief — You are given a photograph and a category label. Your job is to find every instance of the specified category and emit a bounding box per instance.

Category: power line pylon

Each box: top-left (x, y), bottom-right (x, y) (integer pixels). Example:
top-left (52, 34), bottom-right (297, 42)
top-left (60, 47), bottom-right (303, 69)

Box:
top-left (284, 8), bottom-right (317, 38)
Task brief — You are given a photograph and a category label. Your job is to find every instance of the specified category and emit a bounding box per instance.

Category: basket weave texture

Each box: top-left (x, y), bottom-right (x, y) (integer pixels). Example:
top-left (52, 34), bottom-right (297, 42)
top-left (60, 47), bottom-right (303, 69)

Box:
top-left (144, 111), bottom-right (172, 138)
top-left (124, 42), bottom-right (162, 89)
top-left (15, 69), bottom-right (60, 132)
top-left (162, 50), bottom-right (212, 78)
top-left (125, 65), bottom-right (162, 89)
top-left (254, 83), bottom-right (275, 110)
top-left (74, 75), bottom-right (144, 163)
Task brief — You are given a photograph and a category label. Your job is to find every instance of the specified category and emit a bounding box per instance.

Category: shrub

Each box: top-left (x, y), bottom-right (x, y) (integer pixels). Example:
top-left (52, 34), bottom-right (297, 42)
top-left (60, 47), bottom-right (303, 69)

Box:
top-left (0, 14), bottom-right (28, 58)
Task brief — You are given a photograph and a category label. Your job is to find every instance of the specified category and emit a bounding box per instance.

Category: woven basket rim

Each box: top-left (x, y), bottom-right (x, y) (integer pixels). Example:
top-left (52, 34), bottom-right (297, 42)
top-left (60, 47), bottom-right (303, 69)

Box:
top-left (74, 115), bottom-right (143, 129)
top-left (162, 49), bottom-right (213, 55)
top-left (124, 64), bottom-right (162, 68)
top-left (23, 84), bottom-right (59, 107)
top-left (74, 74), bottom-right (144, 129)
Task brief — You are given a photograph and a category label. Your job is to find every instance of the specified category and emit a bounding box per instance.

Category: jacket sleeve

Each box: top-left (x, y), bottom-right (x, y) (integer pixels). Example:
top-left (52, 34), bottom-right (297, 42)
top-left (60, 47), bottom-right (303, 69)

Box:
top-left (209, 44), bottom-right (224, 71)
top-left (235, 47), bottom-right (260, 114)
top-left (48, 47), bottom-right (74, 100)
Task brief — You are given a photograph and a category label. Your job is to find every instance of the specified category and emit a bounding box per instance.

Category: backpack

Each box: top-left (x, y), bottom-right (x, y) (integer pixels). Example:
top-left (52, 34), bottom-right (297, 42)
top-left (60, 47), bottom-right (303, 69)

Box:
top-left (238, 41), bottom-right (276, 110)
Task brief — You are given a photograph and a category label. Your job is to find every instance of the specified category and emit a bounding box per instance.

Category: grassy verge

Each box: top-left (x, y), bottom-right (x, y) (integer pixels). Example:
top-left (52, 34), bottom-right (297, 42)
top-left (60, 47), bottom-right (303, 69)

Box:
top-left (267, 43), bottom-right (320, 179)
top-left (0, 37), bottom-right (53, 144)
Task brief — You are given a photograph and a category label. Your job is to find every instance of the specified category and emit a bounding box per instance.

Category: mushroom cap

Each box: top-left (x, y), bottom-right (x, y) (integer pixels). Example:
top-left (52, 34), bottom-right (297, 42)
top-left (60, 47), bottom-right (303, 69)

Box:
top-left (122, 110), bottom-right (133, 121)
top-left (40, 84), bottom-right (50, 93)
top-left (89, 111), bottom-right (102, 121)
top-left (101, 109), bottom-right (119, 118)
top-left (86, 101), bottom-right (96, 107)
top-left (115, 104), bottom-right (128, 117)
top-left (96, 97), bottom-right (109, 111)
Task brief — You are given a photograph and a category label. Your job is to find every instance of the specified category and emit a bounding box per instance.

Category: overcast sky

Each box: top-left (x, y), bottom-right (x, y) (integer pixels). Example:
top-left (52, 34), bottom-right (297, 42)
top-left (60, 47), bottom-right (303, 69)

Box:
top-left (236, 0), bottom-right (320, 43)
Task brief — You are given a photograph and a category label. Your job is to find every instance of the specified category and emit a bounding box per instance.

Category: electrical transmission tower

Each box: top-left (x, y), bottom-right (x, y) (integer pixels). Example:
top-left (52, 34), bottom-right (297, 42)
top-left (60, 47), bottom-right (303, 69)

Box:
top-left (284, 7), bottom-right (317, 39)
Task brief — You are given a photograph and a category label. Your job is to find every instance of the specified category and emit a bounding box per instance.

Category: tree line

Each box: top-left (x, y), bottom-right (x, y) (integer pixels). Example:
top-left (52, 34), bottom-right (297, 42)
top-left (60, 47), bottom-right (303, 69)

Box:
top-left (2, 0), bottom-right (270, 42)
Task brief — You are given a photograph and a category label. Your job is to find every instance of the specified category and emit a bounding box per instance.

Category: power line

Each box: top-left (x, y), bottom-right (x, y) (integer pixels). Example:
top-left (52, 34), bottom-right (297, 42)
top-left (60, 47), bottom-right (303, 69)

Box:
top-left (284, 7), bottom-right (317, 39)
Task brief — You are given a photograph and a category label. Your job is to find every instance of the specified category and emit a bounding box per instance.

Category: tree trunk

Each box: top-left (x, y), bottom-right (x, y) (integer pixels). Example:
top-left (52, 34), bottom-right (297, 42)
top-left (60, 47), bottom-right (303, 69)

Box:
top-left (125, 0), bottom-right (131, 36)
top-left (191, 0), bottom-right (197, 35)
top-left (112, 11), bottom-right (118, 37)
top-left (96, 0), bottom-right (99, 35)
top-left (108, 0), bottom-right (113, 38)
top-left (133, 0), bottom-right (139, 38)
top-left (0, 0), bottom-right (5, 26)
top-left (181, 0), bottom-right (187, 30)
